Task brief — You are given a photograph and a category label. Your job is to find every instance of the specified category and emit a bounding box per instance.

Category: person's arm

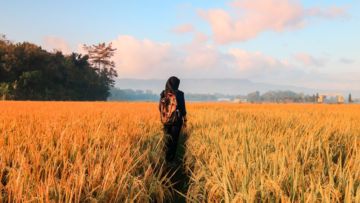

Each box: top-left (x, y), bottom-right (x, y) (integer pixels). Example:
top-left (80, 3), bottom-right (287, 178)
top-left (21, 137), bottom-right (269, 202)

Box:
top-left (183, 115), bottom-right (187, 127)
top-left (159, 91), bottom-right (164, 112)
top-left (180, 92), bottom-right (187, 127)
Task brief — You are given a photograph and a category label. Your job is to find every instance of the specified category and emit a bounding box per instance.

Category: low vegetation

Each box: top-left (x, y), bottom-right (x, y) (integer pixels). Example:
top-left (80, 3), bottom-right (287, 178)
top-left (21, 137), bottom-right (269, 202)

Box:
top-left (185, 103), bottom-right (360, 202)
top-left (0, 102), bottom-right (359, 202)
top-left (0, 102), bottom-right (170, 202)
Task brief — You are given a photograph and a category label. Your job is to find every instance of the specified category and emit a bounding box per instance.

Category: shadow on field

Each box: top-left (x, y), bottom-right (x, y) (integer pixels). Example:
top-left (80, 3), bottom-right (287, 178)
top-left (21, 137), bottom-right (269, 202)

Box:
top-left (163, 129), bottom-right (191, 203)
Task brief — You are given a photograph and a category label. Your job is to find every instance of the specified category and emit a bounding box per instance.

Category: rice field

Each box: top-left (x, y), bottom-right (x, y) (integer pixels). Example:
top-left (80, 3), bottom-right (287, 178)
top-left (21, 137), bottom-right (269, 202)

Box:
top-left (0, 101), bottom-right (359, 202)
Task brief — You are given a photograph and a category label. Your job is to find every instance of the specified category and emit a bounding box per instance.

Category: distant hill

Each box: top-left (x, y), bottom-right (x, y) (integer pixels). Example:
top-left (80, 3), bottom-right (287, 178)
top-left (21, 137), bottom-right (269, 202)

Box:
top-left (115, 78), bottom-right (359, 97)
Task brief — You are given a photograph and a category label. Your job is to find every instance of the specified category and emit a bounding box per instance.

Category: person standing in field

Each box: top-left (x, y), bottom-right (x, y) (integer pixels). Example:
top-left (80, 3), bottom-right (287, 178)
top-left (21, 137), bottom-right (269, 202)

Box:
top-left (159, 76), bottom-right (187, 163)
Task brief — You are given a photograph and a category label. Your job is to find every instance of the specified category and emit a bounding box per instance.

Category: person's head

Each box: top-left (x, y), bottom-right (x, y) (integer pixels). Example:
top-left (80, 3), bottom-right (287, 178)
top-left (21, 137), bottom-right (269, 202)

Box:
top-left (165, 76), bottom-right (180, 92)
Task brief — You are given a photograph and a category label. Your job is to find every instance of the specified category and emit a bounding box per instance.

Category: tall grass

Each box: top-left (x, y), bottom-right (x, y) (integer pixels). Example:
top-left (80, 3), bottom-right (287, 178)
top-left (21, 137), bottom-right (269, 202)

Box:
top-left (1, 102), bottom-right (359, 202)
top-left (185, 103), bottom-right (360, 202)
top-left (0, 102), bottom-right (170, 202)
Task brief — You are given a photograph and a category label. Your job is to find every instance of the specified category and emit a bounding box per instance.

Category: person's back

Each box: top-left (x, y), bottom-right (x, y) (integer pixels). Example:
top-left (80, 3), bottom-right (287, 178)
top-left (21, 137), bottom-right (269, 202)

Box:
top-left (159, 76), bottom-right (187, 162)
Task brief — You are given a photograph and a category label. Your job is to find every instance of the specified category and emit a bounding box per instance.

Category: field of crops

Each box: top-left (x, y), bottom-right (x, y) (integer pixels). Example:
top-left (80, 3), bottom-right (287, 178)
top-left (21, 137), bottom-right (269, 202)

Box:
top-left (0, 102), bottom-right (359, 202)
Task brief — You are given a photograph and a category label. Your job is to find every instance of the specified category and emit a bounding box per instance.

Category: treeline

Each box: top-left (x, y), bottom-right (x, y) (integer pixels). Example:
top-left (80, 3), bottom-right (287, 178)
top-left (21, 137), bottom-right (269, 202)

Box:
top-left (109, 88), bottom-right (319, 103)
top-left (109, 88), bottom-right (235, 101)
top-left (245, 91), bottom-right (316, 103)
top-left (108, 88), bottom-right (159, 101)
top-left (0, 35), bottom-right (117, 100)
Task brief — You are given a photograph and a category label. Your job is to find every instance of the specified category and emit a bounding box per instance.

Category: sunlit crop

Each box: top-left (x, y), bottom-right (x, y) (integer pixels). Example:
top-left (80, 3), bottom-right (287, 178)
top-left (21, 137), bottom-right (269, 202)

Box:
top-left (185, 103), bottom-right (360, 202)
top-left (1, 102), bottom-right (359, 202)
top-left (0, 102), bottom-right (170, 202)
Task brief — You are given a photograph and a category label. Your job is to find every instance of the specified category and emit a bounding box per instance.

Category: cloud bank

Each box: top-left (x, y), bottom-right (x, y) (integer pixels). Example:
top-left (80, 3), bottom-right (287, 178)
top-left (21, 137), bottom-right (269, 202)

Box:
top-left (109, 35), bottom-right (302, 81)
top-left (200, 0), bottom-right (347, 44)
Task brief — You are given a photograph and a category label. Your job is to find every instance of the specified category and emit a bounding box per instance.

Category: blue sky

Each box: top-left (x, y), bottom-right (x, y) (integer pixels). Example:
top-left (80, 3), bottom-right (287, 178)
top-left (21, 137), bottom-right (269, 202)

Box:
top-left (1, 0), bottom-right (359, 91)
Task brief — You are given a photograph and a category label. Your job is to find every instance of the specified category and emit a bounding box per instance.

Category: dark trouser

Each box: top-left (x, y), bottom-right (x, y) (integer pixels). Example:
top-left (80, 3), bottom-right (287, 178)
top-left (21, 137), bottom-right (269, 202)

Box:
top-left (163, 123), bottom-right (182, 162)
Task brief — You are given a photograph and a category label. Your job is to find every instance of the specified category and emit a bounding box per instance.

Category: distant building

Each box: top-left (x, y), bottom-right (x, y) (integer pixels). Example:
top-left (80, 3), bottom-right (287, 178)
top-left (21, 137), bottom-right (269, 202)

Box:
top-left (317, 94), bottom-right (344, 104)
top-left (217, 98), bottom-right (231, 102)
top-left (233, 98), bottom-right (247, 103)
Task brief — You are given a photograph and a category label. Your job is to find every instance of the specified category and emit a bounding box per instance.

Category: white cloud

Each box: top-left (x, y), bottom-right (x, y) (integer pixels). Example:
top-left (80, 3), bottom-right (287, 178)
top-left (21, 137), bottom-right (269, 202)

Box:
top-left (108, 34), bottom-right (299, 79)
top-left (293, 53), bottom-right (326, 67)
top-left (200, 0), bottom-right (347, 44)
top-left (42, 36), bottom-right (72, 54)
top-left (110, 35), bottom-right (177, 78)
top-left (229, 49), bottom-right (289, 71)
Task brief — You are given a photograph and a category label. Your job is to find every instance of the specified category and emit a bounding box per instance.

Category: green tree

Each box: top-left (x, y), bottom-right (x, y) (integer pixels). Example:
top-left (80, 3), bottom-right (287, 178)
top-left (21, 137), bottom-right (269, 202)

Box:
top-left (315, 93), bottom-right (319, 103)
top-left (247, 91), bottom-right (260, 103)
top-left (83, 43), bottom-right (118, 98)
top-left (0, 36), bottom-right (115, 101)
top-left (348, 93), bottom-right (352, 103)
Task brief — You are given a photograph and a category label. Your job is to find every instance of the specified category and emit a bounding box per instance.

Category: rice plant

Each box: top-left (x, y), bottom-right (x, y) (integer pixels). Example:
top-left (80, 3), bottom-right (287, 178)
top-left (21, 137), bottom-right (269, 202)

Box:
top-left (0, 102), bottom-right (359, 202)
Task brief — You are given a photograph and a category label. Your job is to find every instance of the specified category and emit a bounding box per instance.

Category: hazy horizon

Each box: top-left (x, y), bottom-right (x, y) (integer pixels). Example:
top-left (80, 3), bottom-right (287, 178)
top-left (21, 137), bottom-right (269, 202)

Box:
top-left (114, 78), bottom-right (360, 98)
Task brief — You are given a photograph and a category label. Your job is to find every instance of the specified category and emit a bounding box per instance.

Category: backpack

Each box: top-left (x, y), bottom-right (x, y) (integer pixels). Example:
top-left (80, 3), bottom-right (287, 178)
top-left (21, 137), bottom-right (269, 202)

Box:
top-left (160, 91), bottom-right (180, 125)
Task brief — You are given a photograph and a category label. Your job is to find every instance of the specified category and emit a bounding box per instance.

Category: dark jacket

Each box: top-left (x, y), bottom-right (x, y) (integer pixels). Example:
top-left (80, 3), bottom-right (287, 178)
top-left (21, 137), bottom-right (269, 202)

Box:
top-left (159, 76), bottom-right (187, 117)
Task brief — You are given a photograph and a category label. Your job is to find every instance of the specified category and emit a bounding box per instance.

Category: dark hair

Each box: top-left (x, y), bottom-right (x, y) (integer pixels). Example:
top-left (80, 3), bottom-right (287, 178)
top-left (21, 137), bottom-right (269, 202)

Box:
top-left (165, 76), bottom-right (180, 92)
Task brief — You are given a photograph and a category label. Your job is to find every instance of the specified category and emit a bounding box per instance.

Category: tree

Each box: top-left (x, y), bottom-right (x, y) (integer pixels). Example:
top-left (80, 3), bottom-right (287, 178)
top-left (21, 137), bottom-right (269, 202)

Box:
top-left (83, 43), bottom-right (117, 82)
top-left (0, 83), bottom-right (10, 100)
top-left (0, 34), bottom-right (11, 44)
top-left (315, 93), bottom-right (319, 103)
top-left (247, 91), bottom-right (260, 103)
top-left (0, 36), bottom-right (114, 101)
top-left (310, 94), bottom-right (316, 103)
top-left (348, 93), bottom-right (352, 103)
top-left (83, 43), bottom-right (118, 98)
